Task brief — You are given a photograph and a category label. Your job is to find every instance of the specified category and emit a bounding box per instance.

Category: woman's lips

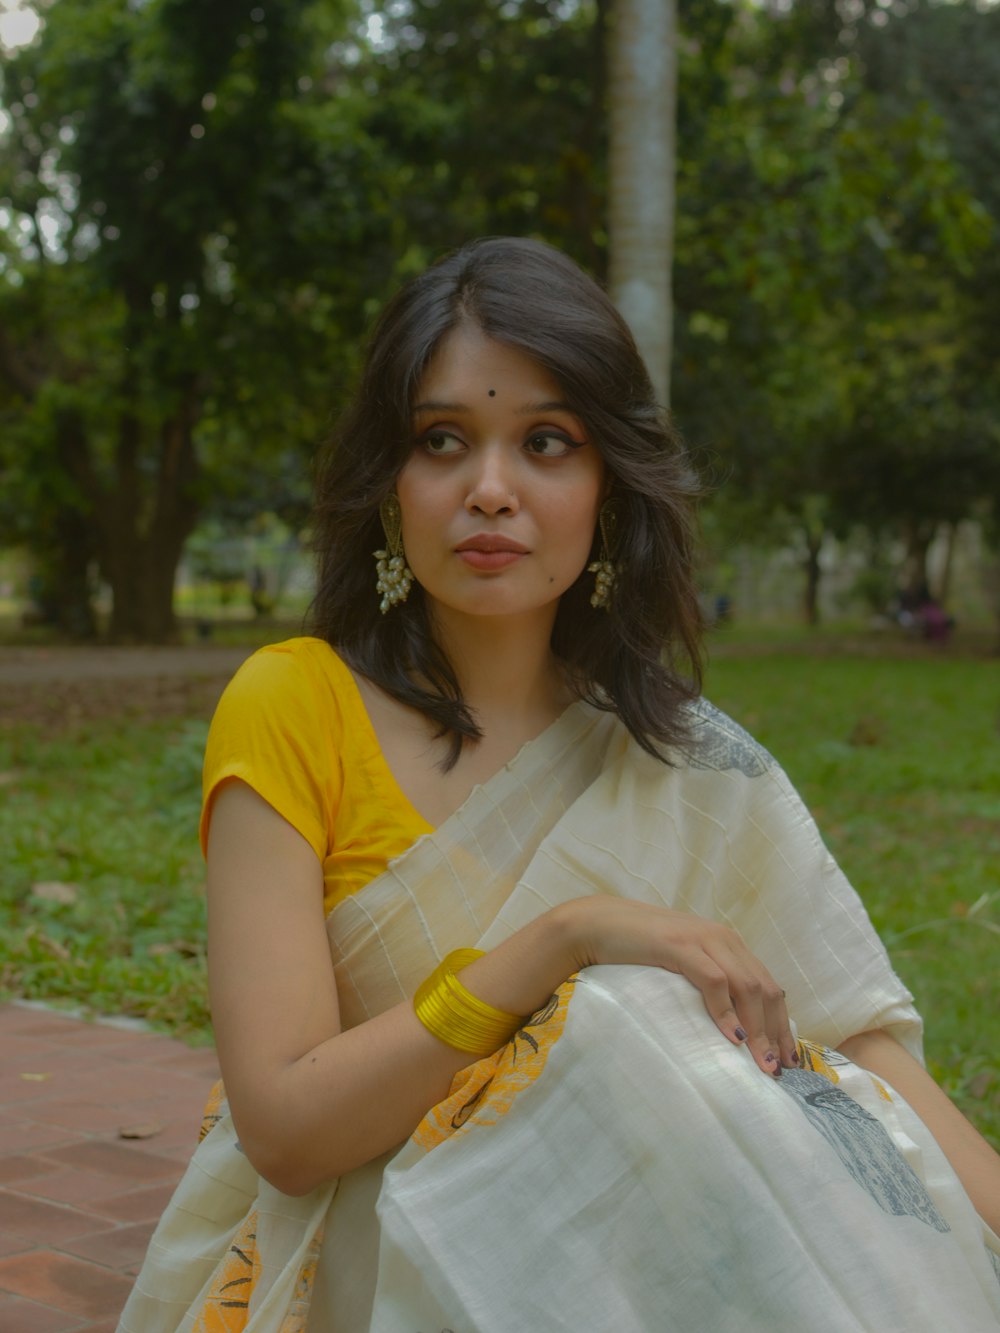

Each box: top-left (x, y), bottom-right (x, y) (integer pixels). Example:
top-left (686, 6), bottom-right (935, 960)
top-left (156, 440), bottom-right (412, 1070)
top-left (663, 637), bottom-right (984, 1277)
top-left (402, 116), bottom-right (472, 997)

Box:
top-left (453, 536), bottom-right (529, 571)
top-left (457, 549), bottom-right (525, 570)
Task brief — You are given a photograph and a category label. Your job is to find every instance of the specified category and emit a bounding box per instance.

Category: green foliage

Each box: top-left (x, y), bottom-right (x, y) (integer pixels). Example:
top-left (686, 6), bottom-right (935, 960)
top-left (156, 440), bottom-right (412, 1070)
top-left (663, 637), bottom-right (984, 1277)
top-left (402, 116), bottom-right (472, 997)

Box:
top-left (0, 0), bottom-right (373, 638)
top-left (676, 5), bottom-right (999, 573)
top-left (2, 0), bottom-right (999, 637)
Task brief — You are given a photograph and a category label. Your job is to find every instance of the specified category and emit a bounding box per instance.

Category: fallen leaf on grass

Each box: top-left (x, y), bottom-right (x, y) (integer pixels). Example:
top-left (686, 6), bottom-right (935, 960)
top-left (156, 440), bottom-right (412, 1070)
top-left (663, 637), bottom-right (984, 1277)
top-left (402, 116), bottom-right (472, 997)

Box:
top-left (148, 939), bottom-right (202, 959)
top-left (119, 1122), bottom-right (164, 1140)
top-left (37, 934), bottom-right (71, 960)
top-left (30, 881), bottom-right (79, 905)
top-left (0, 771), bottom-right (19, 787)
top-left (848, 715), bottom-right (886, 747)
top-left (967, 1073), bottom-right (993, 1100)
top-left (20, 1072), bottom-right (53, 1082)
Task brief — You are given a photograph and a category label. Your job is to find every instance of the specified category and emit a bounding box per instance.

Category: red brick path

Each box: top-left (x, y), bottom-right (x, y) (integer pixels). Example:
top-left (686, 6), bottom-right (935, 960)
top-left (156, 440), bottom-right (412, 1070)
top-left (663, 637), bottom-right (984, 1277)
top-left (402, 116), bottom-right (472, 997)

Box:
top-left (0, 1003), bottom-right (219, 1332)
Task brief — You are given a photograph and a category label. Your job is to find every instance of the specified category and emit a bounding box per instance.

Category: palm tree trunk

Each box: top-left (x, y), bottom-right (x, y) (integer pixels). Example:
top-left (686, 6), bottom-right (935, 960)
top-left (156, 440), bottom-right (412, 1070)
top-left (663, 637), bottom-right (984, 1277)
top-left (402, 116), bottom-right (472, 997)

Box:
top-left (607, 0), bottom-right (677, 407)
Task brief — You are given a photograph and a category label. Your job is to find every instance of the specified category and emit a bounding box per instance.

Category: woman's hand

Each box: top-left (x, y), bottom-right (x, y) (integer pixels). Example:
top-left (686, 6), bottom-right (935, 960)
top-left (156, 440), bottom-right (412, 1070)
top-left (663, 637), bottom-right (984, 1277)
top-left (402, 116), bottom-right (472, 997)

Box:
top-left (554, 897), bottom-right (797, 1077)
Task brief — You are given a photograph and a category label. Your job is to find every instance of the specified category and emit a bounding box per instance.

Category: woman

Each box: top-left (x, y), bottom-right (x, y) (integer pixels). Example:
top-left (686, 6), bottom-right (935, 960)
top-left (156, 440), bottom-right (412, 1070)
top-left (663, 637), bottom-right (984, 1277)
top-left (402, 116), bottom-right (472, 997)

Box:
top-left (119, 238), bottom-right (1000, 1332)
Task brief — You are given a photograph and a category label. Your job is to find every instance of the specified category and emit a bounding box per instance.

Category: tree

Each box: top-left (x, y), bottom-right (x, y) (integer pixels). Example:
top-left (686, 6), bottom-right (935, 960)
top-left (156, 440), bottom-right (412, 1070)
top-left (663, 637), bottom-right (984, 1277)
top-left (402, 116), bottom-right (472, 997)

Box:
top-left (669, 0), bottom-right (996, 619)
top-left (607, 0), bottom-right (677, 405)
top-left (0, 0), bottom-right (382, 639)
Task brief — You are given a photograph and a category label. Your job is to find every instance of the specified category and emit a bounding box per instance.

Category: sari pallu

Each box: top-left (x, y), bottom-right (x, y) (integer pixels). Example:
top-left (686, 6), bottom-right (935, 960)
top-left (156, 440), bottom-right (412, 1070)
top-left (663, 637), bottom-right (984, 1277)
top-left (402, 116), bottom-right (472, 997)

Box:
top-left (117, 701), bottom-right (1000, 1332)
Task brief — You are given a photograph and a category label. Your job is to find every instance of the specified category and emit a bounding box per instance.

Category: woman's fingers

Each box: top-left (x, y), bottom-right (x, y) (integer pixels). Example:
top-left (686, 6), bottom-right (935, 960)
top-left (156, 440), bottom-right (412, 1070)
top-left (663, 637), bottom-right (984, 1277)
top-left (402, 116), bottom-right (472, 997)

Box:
top-left (767, 985), bottom-right (798, 1070)
top-left (676, 952), bottom-right (747, 1046)
top-left (569, 899), bottom-right (796, 1075)
top-left (708, 949), bottom-right (793, 1078)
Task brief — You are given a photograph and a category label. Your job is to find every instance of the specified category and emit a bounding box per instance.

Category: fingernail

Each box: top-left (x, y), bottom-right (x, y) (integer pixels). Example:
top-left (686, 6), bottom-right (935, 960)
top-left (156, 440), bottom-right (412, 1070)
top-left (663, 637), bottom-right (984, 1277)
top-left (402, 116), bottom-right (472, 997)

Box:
top-left (791, 1050), bottom-right (800, 1065)
top-left (734, 1027), bottom-right (747, 1041)
top-left (765, 1051), bottom-right (777, 1064)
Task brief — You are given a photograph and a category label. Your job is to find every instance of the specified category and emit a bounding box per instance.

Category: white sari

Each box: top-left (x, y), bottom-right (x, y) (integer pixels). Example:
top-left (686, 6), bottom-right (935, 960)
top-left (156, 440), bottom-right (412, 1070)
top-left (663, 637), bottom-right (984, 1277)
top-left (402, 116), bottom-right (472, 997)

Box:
top-left (117, 701), bottom-right (1000, 1332)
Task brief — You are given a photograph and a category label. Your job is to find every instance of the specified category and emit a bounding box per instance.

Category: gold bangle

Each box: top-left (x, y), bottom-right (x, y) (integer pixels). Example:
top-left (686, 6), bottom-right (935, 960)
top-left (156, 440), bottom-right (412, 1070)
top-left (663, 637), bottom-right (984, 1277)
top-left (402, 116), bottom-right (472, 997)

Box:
top-left (413, 948), bottom-right (523, 1058)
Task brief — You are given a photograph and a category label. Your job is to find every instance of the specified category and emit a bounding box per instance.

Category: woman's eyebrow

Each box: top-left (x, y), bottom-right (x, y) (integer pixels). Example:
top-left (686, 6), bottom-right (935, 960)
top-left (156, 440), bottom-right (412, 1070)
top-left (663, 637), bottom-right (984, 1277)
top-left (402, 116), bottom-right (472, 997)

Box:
top-left (516, 401), bottom-right (578, 416)
top-left (413, 399), bottom-right (468, 414)
top-left (412, 398), bottom-right (578, 415)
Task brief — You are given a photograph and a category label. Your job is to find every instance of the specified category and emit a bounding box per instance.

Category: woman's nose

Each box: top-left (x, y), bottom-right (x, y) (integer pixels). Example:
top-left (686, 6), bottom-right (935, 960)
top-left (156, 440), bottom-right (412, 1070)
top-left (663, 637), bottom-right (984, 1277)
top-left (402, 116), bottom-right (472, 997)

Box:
top-left (464, 448), bottom-right (519, 515)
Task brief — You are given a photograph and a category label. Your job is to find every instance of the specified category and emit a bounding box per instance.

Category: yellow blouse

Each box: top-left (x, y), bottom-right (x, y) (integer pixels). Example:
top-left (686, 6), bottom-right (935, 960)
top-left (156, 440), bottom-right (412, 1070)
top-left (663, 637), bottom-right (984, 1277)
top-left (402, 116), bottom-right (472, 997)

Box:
top-left (200, 637), bottom-right (434, 914)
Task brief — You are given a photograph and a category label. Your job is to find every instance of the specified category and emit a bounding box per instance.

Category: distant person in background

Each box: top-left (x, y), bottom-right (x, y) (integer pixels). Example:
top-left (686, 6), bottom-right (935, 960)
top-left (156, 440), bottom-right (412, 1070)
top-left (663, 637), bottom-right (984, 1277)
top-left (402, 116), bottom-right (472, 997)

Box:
top-left (893, 582), bottom-right (955, 643)
top-left (918, 595), bottom-right (955, 643)
top-left (118, 238), bottom-right (1000, 1332)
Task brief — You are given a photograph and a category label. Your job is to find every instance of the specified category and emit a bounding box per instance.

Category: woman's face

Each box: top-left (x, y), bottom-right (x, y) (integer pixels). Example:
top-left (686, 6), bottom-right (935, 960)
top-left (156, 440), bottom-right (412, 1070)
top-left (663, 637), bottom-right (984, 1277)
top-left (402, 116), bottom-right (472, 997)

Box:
top-left (395, 323), bottom-right (607, 628)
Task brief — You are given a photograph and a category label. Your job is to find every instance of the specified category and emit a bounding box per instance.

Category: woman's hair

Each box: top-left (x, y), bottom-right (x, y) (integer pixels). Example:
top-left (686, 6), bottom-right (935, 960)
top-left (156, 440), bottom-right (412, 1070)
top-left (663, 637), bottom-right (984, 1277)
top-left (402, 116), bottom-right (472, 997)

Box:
top-left (309, 236), bottom-right (705, 766)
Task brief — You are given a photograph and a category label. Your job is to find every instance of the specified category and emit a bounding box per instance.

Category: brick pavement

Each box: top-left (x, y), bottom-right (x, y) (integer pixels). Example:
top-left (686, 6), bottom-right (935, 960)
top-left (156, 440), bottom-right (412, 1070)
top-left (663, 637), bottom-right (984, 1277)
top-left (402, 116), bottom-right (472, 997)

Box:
top-left (0, 1003), bottom-right (219, 1333)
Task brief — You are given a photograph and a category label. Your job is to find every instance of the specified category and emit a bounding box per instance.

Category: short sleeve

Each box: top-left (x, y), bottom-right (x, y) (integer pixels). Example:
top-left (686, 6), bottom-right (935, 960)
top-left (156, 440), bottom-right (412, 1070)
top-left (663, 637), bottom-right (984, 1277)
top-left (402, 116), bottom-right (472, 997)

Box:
top-left (199, 642), bottom-right (344, 863)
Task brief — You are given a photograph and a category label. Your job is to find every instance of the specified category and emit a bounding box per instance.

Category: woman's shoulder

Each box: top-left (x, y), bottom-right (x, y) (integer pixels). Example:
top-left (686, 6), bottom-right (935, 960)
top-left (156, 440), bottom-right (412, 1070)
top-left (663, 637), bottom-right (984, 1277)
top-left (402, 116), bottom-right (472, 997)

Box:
top-left (201, 638), bottom-right (351, 863)
top-left (224, 635), bottom-right (355, 700)
top-left (208, 636), bottom-right (366, 756)
top-left (676, 698), bottom-right (777, 780)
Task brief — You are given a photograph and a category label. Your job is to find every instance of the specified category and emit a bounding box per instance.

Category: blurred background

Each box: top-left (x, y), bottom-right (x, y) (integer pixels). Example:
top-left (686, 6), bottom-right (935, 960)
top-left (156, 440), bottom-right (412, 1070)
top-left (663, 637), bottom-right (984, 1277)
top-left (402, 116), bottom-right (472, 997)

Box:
top-left (0, 0), bottom-right (997, 1141)
top-left (1, 0), bottom-right (998, 643)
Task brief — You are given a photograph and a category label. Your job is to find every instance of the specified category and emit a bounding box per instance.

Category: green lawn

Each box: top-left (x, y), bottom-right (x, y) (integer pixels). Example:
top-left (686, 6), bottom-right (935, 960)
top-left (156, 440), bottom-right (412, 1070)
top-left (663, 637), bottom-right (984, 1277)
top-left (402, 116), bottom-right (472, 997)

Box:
top-left (0, 638), bottom-right (997, 1143)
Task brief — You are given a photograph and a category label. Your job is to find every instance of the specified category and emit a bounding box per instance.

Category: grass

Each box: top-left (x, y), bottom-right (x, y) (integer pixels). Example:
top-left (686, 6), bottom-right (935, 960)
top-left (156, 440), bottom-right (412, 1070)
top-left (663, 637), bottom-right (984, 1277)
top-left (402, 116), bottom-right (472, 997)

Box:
top-left (0, 633), bottom-right (997, 1144)
top-left (0, 718), bottom-right (213, 1042)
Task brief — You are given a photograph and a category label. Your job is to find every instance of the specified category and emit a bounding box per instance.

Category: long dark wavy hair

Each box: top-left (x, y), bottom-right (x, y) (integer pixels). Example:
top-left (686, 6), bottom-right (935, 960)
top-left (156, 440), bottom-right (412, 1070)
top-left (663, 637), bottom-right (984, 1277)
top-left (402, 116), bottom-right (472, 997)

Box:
top-left (309, 236), bottom-right (705, 766)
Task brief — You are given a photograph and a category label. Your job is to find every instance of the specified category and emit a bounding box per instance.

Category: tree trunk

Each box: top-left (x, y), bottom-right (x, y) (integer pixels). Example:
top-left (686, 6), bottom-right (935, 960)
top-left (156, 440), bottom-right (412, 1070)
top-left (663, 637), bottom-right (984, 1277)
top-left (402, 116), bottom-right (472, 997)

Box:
top-left (98, 387), bottom-right (202, 643)
top-left (803, 525), bottom-right (824, 626)
top-left (934, 521), bottom-right (957, 606)
top-left (901, 519), bottom-right (936, 602)
top-left (104, 530), bottom-right (189, 642)
top-left (607, 0), bottom-right (677, 406)
top-left (42, 508), bottom-right (99, 639)
top-left (29, 410), bottom-right (100, 638)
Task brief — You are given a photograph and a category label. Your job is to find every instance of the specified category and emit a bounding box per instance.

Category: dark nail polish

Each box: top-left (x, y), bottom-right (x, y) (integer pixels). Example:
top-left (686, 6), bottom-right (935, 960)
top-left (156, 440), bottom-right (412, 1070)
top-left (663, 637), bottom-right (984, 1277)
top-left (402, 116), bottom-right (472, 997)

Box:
top-left (735, 1027), bottom-right (747, 1041)
top-left (765, 1051), bottom-right (777, 1064)
top-left (791, 1050), bottom-right (800, 1065)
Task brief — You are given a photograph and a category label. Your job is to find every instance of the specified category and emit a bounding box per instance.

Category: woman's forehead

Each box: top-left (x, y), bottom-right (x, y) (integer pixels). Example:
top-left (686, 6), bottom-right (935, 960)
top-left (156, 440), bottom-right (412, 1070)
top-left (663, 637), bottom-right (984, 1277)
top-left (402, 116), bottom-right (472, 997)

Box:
top-left (415, 325), bottom-right (567, 409)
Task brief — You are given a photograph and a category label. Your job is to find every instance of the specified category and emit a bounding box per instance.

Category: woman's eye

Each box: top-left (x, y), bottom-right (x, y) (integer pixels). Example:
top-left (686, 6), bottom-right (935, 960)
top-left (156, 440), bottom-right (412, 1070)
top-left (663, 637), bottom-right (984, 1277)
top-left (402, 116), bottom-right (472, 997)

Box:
top-left (525, 433), bottom-right (579, 457)
top-left (420, 432), bottom-right (464, 456)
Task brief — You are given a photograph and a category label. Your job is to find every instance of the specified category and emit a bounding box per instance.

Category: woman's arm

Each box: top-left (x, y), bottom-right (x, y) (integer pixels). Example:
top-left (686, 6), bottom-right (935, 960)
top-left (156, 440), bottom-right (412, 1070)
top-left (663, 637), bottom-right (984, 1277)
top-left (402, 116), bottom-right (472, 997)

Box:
top-left (207, 781), bottom-right (568, 1194)
top-left (208, 781), bottom-right (796, 1195)
top-left (838, 1028), bottom-right (1000, 1236)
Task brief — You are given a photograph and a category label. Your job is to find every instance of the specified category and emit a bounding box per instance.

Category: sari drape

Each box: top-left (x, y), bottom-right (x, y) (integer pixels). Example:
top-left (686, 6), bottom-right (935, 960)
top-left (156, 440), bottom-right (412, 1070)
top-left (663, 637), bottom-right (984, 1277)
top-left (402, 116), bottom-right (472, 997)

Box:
top-left (117, 701), bottom-right (1000, 1332)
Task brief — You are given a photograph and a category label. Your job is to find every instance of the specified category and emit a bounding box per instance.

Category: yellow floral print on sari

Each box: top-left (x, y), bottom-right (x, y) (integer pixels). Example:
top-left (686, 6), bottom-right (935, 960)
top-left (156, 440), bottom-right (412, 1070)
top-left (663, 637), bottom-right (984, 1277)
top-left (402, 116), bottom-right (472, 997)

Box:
top-left (189, 1211), bottom-right (322, 1333)
top-left (797, 1036), bottom-right (893, 1101)
top-left (414, 978), bottom-right (577, 1153)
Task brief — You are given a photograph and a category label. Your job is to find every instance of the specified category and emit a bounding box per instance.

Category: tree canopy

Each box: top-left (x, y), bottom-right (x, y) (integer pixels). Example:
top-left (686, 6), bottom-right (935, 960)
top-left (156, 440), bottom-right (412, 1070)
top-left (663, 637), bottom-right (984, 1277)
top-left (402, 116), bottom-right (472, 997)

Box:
top-left (1, 0), bottom-right (996, 637)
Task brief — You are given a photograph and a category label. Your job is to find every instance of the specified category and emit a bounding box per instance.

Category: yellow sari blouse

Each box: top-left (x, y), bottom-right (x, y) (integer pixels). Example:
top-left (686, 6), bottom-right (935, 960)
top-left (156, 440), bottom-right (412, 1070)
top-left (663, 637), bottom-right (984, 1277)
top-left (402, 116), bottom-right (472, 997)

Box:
top-left (200, 637), bottom-right (433, 914)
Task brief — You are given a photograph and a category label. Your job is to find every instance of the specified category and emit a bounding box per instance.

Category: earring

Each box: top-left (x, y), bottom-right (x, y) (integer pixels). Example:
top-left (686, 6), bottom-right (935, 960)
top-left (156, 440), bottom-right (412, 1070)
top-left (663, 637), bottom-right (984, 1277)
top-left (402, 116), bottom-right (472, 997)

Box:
top-left (588, 500), bottom-right (620, 612)
top-left (374, 493), bottom-right (414, 614)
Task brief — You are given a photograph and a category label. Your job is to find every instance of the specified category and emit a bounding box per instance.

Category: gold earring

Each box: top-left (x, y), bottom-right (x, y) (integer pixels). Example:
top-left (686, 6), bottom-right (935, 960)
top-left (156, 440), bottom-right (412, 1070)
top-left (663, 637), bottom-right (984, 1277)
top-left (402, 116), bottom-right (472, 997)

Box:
top-left (374, 493), bottom-right (414, 613)
top-left (588, 500), bottom-right (620, 611)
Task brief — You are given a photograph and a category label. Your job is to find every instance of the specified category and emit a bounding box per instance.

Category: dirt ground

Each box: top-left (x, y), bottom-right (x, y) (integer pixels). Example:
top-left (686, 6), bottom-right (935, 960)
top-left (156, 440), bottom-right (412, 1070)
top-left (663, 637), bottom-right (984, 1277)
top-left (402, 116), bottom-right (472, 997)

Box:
top-left (1, 625), bottom-right (995, 732)
top-left (0, 645), bottom-right (254, 730)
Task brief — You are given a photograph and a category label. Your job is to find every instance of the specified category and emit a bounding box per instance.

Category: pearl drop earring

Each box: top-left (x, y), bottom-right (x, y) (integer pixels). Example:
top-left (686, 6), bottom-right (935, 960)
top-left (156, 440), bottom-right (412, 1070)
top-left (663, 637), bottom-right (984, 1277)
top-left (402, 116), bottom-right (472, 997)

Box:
top-left (374, 493), bottom-right (414, 613)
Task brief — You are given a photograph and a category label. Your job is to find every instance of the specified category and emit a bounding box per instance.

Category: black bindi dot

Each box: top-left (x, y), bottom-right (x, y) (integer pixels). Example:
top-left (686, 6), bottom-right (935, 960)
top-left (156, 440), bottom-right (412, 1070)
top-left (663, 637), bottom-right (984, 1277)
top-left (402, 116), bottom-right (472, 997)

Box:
top-left (488, 388), bottom-right (496, 397)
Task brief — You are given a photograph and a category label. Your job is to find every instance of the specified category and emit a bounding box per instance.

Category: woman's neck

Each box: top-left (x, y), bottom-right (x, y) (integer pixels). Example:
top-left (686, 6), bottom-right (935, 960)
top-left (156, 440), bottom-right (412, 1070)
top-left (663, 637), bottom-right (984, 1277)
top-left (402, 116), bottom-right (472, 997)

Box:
top-left (430, 608), bottom-right (569, 729)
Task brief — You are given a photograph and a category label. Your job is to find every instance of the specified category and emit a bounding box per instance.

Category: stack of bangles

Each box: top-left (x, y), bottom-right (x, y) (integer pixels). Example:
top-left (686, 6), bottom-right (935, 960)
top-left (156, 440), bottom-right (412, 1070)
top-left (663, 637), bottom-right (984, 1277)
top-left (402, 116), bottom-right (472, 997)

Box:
top-left (413, 948), bottom-right (525, 1058)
